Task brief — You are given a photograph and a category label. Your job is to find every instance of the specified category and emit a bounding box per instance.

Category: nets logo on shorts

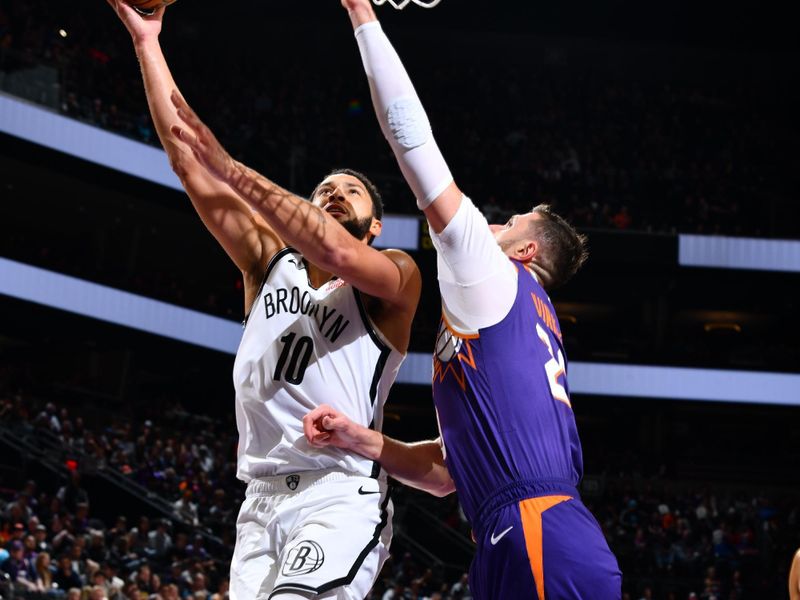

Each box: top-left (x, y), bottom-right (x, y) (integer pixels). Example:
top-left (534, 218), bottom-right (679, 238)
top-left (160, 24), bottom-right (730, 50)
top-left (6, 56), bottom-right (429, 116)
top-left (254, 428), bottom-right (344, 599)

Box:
top-left (285, 475), bottom-right (300, 490)
top-left (281, 540), bottom-right (325, 576)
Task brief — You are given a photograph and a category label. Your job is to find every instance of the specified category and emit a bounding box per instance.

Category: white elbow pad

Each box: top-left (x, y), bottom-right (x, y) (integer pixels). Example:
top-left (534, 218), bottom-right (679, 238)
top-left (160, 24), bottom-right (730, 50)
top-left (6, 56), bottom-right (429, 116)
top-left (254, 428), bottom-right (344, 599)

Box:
top-left (386, 96), bottom-right (432, 149)
top-left (355, 21), bottom-right (452, 210)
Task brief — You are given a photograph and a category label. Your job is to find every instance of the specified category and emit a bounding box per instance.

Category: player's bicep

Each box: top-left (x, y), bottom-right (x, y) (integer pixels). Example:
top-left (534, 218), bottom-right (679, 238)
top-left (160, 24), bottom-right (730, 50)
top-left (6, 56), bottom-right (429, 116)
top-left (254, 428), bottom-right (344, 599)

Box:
top-left (422, 181), bottom-right (464, 234)
top-left (431, 196), bottom-right (517, 331)
top-left (340, 248), bottom-right (421, 313)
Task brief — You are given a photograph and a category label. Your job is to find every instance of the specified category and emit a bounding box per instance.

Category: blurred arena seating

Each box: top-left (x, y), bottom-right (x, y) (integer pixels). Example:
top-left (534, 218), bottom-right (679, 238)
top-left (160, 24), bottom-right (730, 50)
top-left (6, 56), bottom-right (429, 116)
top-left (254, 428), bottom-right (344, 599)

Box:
top-left (2, 0), bottom-right (799, 598)
top-left (1, 0), bottom-right (797, 238)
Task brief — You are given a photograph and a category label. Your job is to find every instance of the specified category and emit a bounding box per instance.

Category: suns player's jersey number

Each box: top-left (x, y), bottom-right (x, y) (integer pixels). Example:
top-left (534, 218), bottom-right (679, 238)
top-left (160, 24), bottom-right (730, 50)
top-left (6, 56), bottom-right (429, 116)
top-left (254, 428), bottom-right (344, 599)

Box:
top-left (536, 324), bottom-right (571, 407)
top-left (273, 332), bottom-right (314, 385)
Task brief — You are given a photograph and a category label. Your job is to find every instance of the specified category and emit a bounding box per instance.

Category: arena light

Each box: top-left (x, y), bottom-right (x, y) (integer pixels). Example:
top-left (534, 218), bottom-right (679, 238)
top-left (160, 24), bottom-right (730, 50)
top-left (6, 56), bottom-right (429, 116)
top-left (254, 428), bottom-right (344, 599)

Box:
top-left (679, 234), bottom-right (800, 273)
top-left (0, 94), bottom-right (419, 251)
top-left (2, 257), bottom-right (800, 407)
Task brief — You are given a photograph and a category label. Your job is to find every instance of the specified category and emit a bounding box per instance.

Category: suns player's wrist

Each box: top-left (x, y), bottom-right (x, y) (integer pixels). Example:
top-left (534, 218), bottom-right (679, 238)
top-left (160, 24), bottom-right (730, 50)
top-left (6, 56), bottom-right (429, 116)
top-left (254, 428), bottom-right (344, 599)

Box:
top-left (357, 428), bottom-right (384, 461)
top-left (348, 4), bottom-right (377, 27)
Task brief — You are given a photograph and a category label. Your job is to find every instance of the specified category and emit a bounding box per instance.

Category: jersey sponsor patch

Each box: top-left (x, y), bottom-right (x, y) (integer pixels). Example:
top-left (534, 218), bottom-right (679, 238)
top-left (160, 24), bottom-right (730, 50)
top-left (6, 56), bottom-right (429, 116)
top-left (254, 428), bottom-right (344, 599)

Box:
top-left (281, 540), bottom-right (325, 577)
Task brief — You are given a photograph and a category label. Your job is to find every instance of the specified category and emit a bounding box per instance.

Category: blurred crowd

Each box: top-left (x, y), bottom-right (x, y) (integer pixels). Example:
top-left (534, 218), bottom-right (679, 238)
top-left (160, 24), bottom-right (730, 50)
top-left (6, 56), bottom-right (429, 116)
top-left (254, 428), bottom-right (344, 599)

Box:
top-left (0, 476), bottom-right (229, 600)
top-left (595, 482), bottom-right (796, 599)
top-left (0, 392), bottom-right (478, 599)
top-left (1, 0), bottom-right (797, 240)
top-left (2, 2), bottom-right (799, 596)
top-left (4, 392), bottom-right (798, 599)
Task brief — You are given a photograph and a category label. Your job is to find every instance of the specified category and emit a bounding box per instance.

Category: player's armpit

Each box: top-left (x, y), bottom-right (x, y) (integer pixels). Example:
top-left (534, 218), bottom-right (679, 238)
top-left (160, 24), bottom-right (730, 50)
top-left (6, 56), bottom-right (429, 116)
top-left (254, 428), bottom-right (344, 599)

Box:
top-left (352, 21), bottom-right (454, 213)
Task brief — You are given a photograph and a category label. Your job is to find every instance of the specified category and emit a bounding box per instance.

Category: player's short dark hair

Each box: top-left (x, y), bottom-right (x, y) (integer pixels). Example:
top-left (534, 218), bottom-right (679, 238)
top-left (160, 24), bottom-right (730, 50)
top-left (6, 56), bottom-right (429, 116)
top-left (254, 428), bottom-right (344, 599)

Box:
top-left (311, 168), bottom-right (384, 221)
top-left (528, 204), bottom-right (588, 290)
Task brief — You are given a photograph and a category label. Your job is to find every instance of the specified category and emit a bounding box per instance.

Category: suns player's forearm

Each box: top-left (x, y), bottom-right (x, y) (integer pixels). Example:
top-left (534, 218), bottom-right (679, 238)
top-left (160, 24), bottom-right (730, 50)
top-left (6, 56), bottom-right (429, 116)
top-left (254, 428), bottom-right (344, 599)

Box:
top-left (351, 16), bottom-right (460, 233)
top-left (338, 426), bottom-right (453, 496)
top-left (373, 436), bottom-right (454, 498)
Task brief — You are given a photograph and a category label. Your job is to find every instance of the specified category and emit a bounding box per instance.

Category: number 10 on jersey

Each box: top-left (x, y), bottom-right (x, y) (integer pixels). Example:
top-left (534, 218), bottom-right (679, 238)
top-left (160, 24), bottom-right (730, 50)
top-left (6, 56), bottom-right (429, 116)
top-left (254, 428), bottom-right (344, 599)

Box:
top-left (274, 332), bottom-right (314, 385)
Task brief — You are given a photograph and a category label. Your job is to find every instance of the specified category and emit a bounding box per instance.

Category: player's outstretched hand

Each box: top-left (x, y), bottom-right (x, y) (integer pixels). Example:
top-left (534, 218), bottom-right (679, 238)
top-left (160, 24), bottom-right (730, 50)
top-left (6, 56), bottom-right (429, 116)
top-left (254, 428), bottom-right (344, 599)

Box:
top-left (170, 91), bottom-right (237, 184)
top-left (303, 404), bottom-right (366, 450)
top-left (106, 0), bottom-right (164, 44)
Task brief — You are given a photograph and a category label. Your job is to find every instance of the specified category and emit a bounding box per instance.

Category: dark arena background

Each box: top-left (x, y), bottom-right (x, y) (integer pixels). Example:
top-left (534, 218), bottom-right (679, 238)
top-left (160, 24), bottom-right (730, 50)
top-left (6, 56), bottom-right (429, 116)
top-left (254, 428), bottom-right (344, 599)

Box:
top-left (1, 0), bottom-right (799, 598)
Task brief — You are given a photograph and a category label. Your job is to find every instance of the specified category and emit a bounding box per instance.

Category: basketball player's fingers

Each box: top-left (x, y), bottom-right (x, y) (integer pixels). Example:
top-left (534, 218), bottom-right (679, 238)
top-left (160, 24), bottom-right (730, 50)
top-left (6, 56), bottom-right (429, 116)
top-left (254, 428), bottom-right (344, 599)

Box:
top-left (308, 433), bottom-right (331, 448)
top-left (170, 125), bottom-right (200, 152)
top-left (306, 405), bottom-right (337, 429)
top-left (170, 91), bottom-right (204, 131)
top-left (321, 415), bottom-right (349, 432)
top-left (302, 412), bottom-right (322, 440)
top-left (174, 108), bottom-right (218, 157)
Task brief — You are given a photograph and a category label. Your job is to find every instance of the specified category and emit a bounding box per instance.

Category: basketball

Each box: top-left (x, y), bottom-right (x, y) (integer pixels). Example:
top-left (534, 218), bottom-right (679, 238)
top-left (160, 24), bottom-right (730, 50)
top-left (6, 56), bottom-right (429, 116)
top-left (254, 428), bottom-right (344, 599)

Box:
top-left (124, 0), bottom-right (178, 15)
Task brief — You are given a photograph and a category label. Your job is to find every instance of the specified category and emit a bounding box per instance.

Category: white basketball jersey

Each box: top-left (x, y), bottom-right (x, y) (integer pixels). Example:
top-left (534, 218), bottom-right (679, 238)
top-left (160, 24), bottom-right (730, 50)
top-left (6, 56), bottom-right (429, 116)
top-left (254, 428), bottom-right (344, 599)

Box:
top-left (233, 248), bottom-right (405, 482)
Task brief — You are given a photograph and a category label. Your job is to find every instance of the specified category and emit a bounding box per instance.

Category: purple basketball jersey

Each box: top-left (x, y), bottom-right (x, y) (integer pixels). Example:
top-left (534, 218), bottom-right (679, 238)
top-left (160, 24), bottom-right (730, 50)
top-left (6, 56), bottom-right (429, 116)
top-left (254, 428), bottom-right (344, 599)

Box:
top-left (432, 260), bottom-right (584, 525)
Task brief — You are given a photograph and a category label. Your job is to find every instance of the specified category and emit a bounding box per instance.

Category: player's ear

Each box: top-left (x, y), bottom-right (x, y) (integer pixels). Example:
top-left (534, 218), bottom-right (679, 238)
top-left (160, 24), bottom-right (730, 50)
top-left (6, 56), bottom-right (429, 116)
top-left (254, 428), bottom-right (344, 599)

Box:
top-left (517, 240), bottom-right (537, 262)
top-left (369, 218), bottom-right (383, 239)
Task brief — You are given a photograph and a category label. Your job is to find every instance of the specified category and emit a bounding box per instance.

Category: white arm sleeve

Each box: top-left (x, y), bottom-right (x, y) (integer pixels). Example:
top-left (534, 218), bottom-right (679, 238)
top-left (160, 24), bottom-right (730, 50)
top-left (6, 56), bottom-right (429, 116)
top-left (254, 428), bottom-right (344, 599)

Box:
top-left (354, 21), bottom-right (453, 209)
top-left (430, 196), bottom-right (518, 332)
top-left (354, 22), bottom-right (516, 329)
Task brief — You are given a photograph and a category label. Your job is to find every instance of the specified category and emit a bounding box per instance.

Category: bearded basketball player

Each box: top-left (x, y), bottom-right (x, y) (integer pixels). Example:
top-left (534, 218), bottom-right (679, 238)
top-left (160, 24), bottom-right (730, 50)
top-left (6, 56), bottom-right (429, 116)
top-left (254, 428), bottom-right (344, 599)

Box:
top-left (108, 1), bottom-right (421, 597)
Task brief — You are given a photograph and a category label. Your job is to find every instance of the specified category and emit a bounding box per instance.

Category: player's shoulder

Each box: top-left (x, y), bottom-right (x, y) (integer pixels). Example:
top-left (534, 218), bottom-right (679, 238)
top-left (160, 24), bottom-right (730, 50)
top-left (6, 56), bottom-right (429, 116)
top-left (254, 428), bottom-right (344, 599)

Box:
top-left (379, 248), bottom-right (420, 273)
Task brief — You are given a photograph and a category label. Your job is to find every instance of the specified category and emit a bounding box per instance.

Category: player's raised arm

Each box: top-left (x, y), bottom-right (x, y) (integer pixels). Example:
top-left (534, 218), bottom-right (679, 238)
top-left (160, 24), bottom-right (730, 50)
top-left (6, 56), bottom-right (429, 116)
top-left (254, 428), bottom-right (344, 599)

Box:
top-left (107, 0), bottom-right (281, 283)
top-left (342, 0), bottom-right (460, 234)
top-left (169, 93), bottom-right (421, 314)
top-left (343, 0), bottom-right (518, 331)
top-left (303, 404), bottom-right (455, 497)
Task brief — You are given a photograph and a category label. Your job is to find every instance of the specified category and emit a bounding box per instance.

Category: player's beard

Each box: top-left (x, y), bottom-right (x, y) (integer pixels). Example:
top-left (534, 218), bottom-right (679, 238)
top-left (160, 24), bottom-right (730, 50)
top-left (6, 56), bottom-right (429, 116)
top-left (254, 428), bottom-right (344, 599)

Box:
top-left (340, 215), bottom-right (373, 241)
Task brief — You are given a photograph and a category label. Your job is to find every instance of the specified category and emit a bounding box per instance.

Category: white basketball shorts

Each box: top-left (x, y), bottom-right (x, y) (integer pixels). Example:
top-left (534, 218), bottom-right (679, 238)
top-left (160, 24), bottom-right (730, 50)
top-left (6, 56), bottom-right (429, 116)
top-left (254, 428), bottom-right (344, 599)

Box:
top-left (230, 468), bottom-right (393, 599)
